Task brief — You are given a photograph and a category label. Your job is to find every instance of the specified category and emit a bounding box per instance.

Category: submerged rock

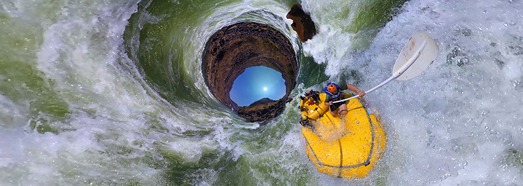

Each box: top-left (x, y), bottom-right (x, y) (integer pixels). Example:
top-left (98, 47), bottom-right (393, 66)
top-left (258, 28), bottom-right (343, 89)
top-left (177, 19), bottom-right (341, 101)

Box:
top-left (202, 22), bottom-right (297, 122)
top-left (286, 4), bottom-right (317, 42)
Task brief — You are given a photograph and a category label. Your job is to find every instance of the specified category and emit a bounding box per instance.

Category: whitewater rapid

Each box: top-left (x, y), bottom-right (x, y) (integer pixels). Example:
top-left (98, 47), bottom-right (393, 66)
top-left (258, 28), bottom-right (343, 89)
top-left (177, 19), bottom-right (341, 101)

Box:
top-left (303, 0), bottom-right (523, 184)
top-left (0, 0), bottom-right (522, 185)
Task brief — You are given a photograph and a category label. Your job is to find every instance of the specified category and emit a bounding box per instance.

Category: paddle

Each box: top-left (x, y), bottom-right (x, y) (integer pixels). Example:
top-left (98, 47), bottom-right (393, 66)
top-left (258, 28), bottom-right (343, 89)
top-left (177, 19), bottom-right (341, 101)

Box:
top-left (333, 31), bottom-right (439, 103)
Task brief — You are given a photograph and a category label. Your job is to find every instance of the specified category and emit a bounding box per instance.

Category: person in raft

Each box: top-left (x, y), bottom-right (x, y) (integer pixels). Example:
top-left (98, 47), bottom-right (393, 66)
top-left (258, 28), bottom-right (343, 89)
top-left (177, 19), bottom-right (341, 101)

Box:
top-left (324, 82), bottom-right (366, 117)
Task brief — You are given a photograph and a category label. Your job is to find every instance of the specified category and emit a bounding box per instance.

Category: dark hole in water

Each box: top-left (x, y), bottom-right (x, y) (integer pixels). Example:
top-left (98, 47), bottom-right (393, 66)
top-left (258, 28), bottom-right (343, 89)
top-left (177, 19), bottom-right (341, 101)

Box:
top-left (230, 66), bottom-right (286, 107)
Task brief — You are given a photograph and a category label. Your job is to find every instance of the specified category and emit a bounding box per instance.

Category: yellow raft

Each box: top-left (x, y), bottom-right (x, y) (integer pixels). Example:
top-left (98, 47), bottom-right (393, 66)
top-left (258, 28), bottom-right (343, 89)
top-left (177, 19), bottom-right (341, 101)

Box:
top-left (299, 92), bottom-right (387, 179)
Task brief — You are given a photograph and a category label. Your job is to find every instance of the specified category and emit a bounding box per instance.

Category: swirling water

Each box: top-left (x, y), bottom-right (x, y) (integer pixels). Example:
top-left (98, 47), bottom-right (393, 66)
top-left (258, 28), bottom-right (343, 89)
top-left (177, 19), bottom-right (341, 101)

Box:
top-left (0, 0), bottom-right (522, 185)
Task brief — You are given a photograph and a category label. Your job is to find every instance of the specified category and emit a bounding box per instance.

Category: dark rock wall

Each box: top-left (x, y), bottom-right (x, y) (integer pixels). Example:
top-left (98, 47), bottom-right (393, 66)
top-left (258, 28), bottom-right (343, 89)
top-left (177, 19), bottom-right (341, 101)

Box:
top-left (202, 22), bottom-right (297, 122)
top-left (286, 4), bottom-right (317, 42)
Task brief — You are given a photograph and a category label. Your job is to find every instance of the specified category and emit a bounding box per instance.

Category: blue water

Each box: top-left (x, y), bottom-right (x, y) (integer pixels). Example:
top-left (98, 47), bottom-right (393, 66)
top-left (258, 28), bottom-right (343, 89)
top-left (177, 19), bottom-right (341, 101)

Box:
top-left (230, 66), bottom-right (286, 106)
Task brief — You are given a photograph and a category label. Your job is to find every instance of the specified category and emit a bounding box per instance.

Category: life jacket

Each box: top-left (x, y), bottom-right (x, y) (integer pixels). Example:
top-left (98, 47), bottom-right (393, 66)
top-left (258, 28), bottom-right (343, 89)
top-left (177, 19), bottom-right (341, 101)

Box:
top-left (305, 90), bottom-right (320, 103)
top-left (299, 92), bottom-right (329, 121)
top-left (323, 82), bottom-right (342, 100)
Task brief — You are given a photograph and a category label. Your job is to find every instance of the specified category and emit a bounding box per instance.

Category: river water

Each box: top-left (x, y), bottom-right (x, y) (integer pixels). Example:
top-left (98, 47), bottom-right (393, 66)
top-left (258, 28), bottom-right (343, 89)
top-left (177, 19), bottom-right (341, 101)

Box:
top-left (1, 0), bottom-right (522, 185)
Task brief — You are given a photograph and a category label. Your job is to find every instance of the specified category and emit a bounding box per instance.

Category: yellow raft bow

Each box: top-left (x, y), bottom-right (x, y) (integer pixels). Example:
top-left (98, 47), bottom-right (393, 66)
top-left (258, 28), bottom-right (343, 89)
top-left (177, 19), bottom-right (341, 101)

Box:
top-left (299, 92), bottom-right (386, 179)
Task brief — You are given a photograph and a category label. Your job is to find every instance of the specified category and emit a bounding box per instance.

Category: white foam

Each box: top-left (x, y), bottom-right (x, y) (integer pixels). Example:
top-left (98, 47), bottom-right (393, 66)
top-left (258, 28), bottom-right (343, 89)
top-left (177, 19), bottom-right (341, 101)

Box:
top-left (289, 0), bottom-right (523, 184)
top-left (0, 0), bottom-right (174, 184)
top-left (347, 0), bottom-right (523, 184)
top-left (302, 25), bottom-right (355, 76)
top-left (0, 95), bottom-right (28, 128)
top-left (2, 0), bottom-right (523, 184)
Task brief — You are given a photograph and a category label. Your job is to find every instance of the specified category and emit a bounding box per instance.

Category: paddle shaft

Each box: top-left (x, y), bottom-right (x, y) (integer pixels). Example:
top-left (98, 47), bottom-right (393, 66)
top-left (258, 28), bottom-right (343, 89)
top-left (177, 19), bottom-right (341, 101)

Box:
top-left (333, 40), bottom-right (427, 104)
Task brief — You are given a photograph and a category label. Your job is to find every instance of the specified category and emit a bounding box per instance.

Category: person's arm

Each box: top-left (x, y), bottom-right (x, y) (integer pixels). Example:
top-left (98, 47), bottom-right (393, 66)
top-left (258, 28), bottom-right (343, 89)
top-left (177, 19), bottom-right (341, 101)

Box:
top-left (324, 95), bottom-right (333, 106)
top-left (346, 83), bottom-right (365, 97)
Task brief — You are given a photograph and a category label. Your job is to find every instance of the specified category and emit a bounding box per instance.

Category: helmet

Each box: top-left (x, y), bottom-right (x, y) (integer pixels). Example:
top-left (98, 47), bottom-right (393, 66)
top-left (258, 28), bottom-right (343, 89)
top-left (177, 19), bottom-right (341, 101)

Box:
top-left (327, 84), bottom-right (338, 94)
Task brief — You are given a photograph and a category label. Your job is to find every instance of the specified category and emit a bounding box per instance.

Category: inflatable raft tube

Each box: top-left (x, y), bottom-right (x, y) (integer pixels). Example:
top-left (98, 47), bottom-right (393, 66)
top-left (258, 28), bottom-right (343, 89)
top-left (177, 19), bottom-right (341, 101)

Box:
top-left (301, 97), bottom-right (386, 179)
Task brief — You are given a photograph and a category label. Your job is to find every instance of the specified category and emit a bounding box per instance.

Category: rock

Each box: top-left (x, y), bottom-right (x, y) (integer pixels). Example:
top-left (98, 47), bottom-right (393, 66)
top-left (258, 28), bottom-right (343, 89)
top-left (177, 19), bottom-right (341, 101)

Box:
top-left (237, 100), bottom-right (284, 122)
top-left (248, 98), bottom-right (276, 107)
top-left (286, 4), bottom-right (317, 42)
top-left (202, 22), bottom-right (298, 122)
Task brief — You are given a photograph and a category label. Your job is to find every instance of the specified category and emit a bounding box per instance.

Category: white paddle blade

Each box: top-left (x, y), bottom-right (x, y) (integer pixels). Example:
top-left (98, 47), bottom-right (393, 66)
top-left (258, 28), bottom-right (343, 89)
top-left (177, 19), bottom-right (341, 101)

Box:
top-left (393, 32), bottom-right (439, 80)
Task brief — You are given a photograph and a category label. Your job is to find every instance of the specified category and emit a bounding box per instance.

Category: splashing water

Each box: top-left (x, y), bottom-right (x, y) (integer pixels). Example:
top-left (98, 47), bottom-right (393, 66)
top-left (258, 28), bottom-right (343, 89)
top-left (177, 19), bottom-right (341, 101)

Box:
top-left (0, 0), bottom-right (522, 185)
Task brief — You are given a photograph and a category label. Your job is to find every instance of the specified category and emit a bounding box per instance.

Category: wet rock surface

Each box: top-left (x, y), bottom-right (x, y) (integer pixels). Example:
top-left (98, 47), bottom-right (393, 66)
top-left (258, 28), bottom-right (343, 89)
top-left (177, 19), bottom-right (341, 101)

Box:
top-left (202, 22), bottom-right (297, 122)
top-left (286, 4), bottom-right (317, 42)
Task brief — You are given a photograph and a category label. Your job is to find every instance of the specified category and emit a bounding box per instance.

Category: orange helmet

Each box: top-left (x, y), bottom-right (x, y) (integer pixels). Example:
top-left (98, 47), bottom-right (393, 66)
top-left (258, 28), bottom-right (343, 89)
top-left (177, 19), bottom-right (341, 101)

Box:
top-left (327, 84), bottom-right (338, 94)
